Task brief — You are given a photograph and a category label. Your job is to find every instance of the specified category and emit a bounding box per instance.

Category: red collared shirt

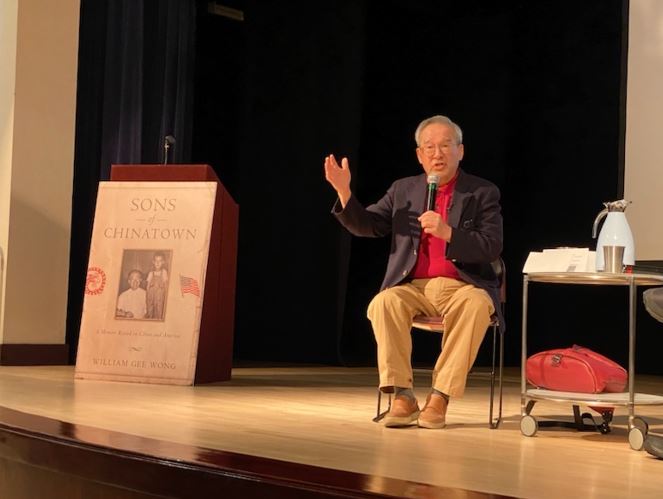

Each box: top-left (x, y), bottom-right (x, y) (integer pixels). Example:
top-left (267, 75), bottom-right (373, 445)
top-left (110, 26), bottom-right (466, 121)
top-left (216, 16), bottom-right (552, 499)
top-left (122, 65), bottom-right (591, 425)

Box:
top-left (411, 175), bottom-right (460, 280)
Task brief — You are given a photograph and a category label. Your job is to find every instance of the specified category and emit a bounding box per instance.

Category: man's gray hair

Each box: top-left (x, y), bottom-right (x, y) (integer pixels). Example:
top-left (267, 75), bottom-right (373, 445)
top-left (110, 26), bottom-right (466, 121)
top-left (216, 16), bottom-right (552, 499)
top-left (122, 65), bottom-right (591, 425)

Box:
top-left (414, 115), bottom-right (463, 146)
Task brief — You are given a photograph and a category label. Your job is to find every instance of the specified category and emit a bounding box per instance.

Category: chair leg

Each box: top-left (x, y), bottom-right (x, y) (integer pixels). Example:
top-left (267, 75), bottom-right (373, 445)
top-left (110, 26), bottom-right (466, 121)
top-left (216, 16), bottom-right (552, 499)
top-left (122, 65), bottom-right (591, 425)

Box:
top-left (489, 325), bottom-right (504, 429)
top-left (373, 389), bottom-right (392, 423)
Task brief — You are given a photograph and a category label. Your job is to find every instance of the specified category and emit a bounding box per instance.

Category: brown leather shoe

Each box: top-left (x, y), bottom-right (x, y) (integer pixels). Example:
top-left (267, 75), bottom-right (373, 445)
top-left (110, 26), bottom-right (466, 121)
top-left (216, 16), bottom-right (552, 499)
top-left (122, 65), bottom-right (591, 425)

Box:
top-left (383, 396), bottom-right (420, 427)
top-left (418, 393), bottom-right (448, 429)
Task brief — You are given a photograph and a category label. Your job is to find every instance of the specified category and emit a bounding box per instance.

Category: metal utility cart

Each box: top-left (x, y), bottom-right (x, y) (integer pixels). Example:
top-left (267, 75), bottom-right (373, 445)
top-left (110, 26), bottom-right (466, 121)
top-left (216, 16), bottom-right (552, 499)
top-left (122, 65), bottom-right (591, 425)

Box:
top-left (520, 271), bottom-right (663, 450)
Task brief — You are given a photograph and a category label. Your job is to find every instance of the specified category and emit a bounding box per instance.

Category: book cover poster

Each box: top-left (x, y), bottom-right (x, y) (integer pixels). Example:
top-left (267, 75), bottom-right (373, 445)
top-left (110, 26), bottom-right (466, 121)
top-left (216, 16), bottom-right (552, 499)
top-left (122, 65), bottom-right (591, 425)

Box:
top-left (75, 181), bottom-right (216, 385)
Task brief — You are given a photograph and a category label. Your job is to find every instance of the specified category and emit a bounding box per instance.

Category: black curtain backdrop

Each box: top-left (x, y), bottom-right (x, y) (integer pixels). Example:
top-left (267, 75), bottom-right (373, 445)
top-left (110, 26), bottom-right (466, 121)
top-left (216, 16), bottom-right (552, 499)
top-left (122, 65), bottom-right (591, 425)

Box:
top-left (68, 0), bottom-right (663, 374)
top-left (228, 0), bottom-right (366, 365)
top-left (66, 0), bottom-right (196, 361)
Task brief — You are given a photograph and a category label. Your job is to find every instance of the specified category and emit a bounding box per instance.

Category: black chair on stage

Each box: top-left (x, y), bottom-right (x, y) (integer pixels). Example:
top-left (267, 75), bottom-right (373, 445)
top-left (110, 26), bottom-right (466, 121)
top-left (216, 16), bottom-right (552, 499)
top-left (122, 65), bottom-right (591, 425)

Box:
top-left (644, 287), bottom-right (663, 323)
top-left (373, 258), bottom-right (506, 429)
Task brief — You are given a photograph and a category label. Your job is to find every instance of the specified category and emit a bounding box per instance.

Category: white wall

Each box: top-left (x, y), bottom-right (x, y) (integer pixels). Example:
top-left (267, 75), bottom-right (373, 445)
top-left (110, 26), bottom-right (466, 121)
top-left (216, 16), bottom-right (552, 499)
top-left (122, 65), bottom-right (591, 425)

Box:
top-left (624, 0), bottom-right (663, 260)
top-left (0, 0), bottom-right (80, 344)
top-left (0, 0), bottom-right (19, 335)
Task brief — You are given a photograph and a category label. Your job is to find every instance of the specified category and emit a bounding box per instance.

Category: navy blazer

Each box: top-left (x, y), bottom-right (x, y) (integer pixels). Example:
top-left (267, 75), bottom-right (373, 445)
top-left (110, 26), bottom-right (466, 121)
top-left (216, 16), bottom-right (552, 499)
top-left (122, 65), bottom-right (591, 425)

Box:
top-left (333, 169), bottom-right (504, 332)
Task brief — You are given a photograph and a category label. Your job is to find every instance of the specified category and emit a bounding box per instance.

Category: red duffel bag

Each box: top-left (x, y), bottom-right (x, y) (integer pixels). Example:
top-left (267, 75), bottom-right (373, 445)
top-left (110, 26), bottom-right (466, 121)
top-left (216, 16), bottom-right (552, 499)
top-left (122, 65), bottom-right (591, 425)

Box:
top-left (526, 344), bottom-right (627, 393)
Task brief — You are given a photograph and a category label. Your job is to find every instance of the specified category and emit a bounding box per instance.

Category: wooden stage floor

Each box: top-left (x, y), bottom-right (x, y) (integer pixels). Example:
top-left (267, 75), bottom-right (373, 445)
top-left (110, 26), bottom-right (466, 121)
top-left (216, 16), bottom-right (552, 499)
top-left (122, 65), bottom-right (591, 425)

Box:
top-left (1, 364), bottom-right (663, 498)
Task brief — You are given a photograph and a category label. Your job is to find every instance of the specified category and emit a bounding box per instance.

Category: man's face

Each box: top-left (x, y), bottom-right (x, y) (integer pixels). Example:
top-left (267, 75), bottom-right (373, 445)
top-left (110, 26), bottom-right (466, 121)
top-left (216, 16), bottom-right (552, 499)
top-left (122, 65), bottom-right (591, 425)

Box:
top-left (128, 273), bottom-right (142, 290)
top-left (415, 123), bottom-right (464, 184)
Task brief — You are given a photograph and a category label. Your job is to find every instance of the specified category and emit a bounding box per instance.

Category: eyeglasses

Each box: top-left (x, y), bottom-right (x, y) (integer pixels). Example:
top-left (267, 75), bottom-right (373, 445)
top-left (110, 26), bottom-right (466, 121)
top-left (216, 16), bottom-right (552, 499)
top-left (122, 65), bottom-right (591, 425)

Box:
top-left (419, 142), bottom-right (459, 157)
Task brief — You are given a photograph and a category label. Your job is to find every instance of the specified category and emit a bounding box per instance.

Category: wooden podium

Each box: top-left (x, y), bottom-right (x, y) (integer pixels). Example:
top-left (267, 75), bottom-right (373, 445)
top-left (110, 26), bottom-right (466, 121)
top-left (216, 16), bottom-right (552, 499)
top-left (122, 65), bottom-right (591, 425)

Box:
top-left (110, 164), bottom-right (238, 383)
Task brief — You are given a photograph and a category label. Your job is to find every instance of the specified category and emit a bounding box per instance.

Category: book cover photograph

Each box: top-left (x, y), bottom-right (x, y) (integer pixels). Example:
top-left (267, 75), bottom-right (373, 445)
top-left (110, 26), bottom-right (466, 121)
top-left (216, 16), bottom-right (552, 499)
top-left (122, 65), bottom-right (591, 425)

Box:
top-left (75, 181), bottom-right (216, 385)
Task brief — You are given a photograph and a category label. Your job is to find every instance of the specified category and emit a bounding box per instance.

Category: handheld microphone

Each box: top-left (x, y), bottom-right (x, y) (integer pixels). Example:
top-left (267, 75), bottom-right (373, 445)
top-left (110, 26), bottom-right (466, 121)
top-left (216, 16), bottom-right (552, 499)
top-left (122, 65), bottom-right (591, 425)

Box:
top-left (425, 174), bottom-right (440, 211)
top-left (163, 135), bottom-right (176, 164)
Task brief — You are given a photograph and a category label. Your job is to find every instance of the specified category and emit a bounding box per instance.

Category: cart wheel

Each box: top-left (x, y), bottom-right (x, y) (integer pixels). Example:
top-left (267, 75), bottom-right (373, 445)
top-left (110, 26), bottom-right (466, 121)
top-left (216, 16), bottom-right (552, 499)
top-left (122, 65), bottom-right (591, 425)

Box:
top-left (628, 427), bottom-right (646, 451)
top-left (520, 415), bottom-right (538, 437)
top-left (632, 416), bottom-right (649, 436)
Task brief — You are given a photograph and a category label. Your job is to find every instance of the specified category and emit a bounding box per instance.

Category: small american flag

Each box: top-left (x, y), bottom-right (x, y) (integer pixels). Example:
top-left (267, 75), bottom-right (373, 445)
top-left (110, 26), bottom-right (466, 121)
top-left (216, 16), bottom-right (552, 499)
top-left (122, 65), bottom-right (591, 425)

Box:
top-left (180, 275), bottom-right (200, 297)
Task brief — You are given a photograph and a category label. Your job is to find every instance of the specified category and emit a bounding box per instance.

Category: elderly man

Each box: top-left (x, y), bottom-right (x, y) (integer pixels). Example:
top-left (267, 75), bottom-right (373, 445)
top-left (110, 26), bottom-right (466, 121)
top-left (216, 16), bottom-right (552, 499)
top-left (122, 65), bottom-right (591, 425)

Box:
top-left (116, 269), bottom-right (147, 319)
top-left (324, 114), bottom-right (503, 428)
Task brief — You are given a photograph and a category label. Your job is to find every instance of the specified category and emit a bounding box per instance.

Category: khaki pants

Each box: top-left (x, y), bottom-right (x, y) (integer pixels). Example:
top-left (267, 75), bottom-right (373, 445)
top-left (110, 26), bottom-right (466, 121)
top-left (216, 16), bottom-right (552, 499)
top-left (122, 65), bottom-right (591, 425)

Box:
top-left (367, 277), bottom-right (494, 398)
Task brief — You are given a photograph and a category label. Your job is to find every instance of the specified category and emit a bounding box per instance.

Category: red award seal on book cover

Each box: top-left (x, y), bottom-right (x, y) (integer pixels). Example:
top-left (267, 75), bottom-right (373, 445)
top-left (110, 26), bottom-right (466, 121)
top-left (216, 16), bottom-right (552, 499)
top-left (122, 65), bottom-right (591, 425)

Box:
top-left (85, 267), bottom-right (106, 295)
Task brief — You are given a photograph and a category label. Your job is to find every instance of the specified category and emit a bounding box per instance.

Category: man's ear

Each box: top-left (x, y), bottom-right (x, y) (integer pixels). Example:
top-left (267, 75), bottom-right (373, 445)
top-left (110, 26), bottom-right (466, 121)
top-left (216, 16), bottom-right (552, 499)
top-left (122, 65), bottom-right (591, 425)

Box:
top-left (415, 147), bottom-right (425, 165)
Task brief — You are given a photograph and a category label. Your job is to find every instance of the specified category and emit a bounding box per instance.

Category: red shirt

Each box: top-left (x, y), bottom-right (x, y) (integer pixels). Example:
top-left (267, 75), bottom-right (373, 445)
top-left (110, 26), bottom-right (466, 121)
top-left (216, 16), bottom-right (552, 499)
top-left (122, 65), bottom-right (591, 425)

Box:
top-left (411, 175), bottom-right (461, 280)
